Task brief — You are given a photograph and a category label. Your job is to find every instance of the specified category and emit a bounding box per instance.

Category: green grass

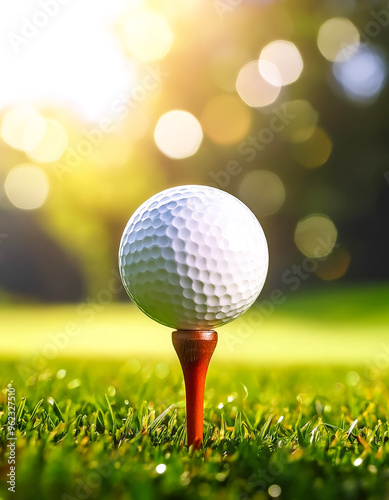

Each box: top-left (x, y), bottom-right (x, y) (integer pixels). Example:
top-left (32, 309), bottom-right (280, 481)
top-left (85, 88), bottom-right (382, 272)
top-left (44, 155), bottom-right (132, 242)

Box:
top-left (1, 284), bottom-right (389, 499)
top-left (1, 359), bottom-right (389, 500)
top-left (1, 283), bottom-right (389, 365)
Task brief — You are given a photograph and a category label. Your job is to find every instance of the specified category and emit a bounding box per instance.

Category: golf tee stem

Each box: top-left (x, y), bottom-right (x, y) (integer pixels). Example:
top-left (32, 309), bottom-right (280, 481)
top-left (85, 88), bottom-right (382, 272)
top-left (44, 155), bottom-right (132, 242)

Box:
top-left (172, 330), bottom-right (218, 449)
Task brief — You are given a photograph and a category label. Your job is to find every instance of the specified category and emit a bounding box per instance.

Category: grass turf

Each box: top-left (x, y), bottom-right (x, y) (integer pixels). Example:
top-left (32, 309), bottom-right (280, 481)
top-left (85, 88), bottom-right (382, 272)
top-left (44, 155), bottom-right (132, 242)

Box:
top-left (1, 283), bottom-right (389, 366)
top-left (1, 284), bottom-right (389, 499)
top-left (1, 359), bottom-right (389, 500)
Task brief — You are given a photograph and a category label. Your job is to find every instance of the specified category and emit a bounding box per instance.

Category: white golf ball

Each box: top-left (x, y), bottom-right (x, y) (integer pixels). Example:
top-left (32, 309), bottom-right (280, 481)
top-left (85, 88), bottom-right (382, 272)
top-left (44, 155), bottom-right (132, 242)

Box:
top-left (119, 185), bottom-right (268, 330)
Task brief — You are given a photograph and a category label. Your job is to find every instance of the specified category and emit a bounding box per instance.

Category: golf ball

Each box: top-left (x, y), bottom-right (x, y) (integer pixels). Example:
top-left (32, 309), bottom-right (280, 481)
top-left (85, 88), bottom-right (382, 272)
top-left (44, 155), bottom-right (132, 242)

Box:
top-left (119, 185), bottom-right (268, 330)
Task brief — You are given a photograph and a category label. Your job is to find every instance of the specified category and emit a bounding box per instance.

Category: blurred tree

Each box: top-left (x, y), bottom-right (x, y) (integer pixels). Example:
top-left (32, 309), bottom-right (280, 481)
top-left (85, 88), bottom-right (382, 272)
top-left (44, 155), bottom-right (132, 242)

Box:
top-left (0, 209), bottom-right (85, 301)
top-left (1, 0), bottom-right (389, 301)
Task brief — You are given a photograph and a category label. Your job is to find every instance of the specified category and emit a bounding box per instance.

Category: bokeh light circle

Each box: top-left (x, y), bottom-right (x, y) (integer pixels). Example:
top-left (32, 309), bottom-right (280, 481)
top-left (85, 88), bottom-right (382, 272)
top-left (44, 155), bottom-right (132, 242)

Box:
top-left (201, 94), bottom-right (251, 145)
top-left (124, 12), bottom-right (173, 62)
top-left (238, 170), bottom-right (285, 216)
top-left (259, 40), bottom-right (303, 85)
top-left (280, 100), bottom-right (319, 143)
top-left (154, 110), bottom-right (203, 159)
top-left (294, 214), bottom-right (338, 258)
top-left (1, 105), bottom-right (46, 152)
top-left (236, 60), bottom-right (281, 107)
top-left (317, 18), bottom-right (360, 62)
top-left (315, 247), bottom-right (351, 281)
top-left (333, 45), bottom-right (387, 103)
top-left (292, 127), bottom-right (332, 168)
top-left (5, 164), bottom-right (49, 210)
top-left (27, 118), bottom-right (68, 163)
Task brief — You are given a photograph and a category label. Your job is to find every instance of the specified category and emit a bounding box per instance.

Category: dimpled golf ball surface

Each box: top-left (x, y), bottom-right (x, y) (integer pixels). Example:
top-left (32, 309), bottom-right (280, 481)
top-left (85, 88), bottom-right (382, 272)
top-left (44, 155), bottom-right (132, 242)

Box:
top-left (119, 185), bottom-right (268, 330)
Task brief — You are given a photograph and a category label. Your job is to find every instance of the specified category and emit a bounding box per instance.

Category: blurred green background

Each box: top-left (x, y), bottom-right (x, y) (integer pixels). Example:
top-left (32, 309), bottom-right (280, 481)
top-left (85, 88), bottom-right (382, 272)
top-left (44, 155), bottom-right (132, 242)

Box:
top-left (1, 0), bottom-right (389, 304)
top-left (0, 0), bottom-right (388, 343)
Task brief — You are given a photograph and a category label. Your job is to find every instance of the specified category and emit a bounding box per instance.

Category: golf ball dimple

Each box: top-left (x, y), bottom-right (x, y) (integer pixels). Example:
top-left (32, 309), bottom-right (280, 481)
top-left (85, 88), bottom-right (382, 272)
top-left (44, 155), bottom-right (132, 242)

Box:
top-left (119, 185), bottom-right (269, 330)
